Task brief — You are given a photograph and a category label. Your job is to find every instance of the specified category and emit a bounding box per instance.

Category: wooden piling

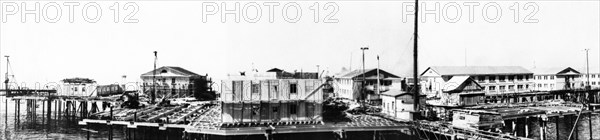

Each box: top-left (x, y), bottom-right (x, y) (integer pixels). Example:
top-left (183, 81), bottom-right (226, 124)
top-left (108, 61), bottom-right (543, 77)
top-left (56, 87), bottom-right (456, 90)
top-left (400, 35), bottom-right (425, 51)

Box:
top-left (556, 116), bottom-right (560, 140)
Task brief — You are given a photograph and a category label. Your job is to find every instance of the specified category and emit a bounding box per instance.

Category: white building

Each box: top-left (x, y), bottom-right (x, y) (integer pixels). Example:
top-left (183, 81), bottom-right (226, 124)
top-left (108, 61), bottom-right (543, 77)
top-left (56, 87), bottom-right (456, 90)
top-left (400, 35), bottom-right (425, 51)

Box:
top-left (381, 89), bottom-right (426, 120)
top-left (334, 68), bottom-right (400, 103)
top-left (141, 66), bottom-right (215, 100)
top-left (421, 66), bottom-right (534, 95)
top-left (531, 67), bottom-right (583, 91)
top-left (57, 78), bottom-right (97, 96)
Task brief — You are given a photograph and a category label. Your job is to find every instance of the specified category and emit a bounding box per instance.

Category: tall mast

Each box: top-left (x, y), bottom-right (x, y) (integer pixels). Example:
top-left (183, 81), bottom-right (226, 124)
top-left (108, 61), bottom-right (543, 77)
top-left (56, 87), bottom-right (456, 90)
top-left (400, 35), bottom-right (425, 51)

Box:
top-left (412, 0), bottom-right (420, 115)
top-left (4, 56), bottom-right (9, 95)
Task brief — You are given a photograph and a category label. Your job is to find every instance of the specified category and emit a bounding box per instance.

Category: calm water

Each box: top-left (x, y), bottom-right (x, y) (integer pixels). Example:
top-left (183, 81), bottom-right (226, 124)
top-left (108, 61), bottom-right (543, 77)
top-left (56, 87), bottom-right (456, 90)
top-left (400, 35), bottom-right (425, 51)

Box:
top-left (0, 96), bottom-right (126, 140)
top-left (2, 95), bottom-right (598, 140)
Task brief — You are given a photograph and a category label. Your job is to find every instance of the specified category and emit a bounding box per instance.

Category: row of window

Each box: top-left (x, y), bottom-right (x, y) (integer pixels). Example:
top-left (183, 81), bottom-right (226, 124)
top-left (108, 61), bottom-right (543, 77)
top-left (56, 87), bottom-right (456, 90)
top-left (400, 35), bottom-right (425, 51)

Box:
top-left (486, 84), bottom-right (527, 92)
top-left (476, 75), bottom-right (530, 83)
top-left (249, 83), bottom-right (314, 94)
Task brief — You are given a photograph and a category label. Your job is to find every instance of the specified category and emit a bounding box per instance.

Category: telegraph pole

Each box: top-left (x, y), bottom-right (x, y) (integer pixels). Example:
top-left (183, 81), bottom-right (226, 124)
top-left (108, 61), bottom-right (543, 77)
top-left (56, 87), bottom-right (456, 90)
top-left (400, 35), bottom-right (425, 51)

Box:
top-left (377, 56), bottom-right (381, 95)
top-left (360, 47), bottom-right (369, 103)
top-left (585, 49), bottom-right (590, 88)
top-left (152, 51), bottom-right (157, 104)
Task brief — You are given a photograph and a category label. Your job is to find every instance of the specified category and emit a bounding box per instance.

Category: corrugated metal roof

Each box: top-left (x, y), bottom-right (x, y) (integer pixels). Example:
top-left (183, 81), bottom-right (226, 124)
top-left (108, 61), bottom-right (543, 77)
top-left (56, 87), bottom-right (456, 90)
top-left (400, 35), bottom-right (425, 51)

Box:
top-left (423, 66), bottom-right (533, 76)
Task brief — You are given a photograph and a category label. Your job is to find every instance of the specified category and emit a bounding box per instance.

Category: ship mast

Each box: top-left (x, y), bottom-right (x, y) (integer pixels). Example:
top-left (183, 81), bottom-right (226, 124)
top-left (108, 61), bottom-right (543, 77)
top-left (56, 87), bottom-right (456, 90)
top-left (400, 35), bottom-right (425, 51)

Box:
top-left (412, 0), bottom-right (420, 117)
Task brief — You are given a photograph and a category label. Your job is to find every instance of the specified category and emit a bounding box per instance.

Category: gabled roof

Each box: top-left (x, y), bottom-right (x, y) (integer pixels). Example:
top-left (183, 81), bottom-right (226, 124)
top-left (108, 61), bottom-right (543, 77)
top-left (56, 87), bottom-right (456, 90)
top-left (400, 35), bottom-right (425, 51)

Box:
top-left (267, 68), bottom-right (285, 73)
top-left (339, 68), bottom-right (400, 79)
top-left (421, 66), bottom-right (533, 76)
top-left (442, 76), bottom-right (483, 93)
top-left (141, 66), bottom-right (200, 77)
top-left (531, 67), bottom-right (580, 75)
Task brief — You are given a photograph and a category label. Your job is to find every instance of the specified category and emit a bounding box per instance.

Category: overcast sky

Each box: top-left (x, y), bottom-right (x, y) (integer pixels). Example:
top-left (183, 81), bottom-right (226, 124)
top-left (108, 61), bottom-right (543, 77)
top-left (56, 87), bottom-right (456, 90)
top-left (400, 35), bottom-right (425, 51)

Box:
top-left (0, 1), bottom-right (598, 86)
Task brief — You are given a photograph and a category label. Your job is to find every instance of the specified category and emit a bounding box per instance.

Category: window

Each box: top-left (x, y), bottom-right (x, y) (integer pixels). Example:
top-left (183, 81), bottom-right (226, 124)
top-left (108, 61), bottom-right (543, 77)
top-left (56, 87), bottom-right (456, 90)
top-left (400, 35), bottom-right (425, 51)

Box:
top-left (508, 85), bottom-right (514, 90)
top-left (82, 87), bottom-right (86, 92)
top-left (251, 83), bottom-right (260, 93)
top-left (593, 82), bottom-right (597, 85)
top-left (550, 76), bottom-right (554, 80)
top-left (499, 76), bottom-right (506, 82)
top-left (517, 85), bottom-right (523, 90)
top-left (544, 76), bottom-right (548, 80)
top-left (508, 76), bottom-right (514, 81)
top-left (290, 83), bottom-right (298, 94)
top-left (290, 104), bottom-right (297, 115)
top-left (517, 75), bottom-right (523, 81)
top-left (499, 86), bottom-right (506, 91)
top-left (478, 76), bottom-right (485, 82)
top-left (272, 107), bottom-right (278, 113)
top-left (489, 86), bottom-right (496, 91)
top-left (489, 76), bottom-right (496, 82)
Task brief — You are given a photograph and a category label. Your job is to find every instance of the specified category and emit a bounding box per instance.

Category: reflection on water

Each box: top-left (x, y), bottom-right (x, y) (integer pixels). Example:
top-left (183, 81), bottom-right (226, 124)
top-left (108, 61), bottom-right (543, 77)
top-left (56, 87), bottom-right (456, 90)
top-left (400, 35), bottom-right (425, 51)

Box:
top-left (0, 96), bottom-right (125, 140)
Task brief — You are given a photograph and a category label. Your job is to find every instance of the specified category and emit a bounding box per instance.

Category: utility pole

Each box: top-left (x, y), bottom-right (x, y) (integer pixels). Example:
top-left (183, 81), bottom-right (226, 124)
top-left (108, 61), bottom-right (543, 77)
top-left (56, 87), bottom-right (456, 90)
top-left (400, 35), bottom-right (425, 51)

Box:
top-left (585, 49), bottom-right (590, 88)
top-left (360, 47), bottom-right (369, 103)
top-left (377, 55), bottom-right (381, 95)
top-left (152, 51), bottom-right (157, 104)
top-left (413, 0), bottom-right (420, 118)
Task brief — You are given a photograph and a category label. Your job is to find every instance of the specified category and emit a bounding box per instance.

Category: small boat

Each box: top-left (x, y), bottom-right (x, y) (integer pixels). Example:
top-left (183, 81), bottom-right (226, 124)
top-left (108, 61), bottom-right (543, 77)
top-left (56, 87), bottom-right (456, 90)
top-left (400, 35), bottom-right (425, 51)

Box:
top-left (451, 109), bottom-right (504, 132)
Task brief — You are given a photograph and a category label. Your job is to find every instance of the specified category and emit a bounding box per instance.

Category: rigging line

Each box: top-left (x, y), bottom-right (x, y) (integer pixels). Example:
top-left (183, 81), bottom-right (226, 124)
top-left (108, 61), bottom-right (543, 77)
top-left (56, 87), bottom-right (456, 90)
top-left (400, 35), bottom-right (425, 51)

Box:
top-left (7, 60), bottom-right (18, 85)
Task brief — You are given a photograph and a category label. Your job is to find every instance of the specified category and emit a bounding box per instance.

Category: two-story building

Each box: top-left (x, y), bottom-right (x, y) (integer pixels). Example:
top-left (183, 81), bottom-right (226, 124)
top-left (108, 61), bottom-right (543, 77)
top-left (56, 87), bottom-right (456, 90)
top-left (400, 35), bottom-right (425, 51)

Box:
top-left (57, 78), bottom-right (98, 96)
top-left (531, 67), bottom-right (583, 91)
top-left (141, 66), bottom-right (216, 101)
top-left (421, 66), bottom-right (534, 95)
top-left (334, 68), bottom-right (400, 104)
top-left (220, 78), bottom-right (325, 123)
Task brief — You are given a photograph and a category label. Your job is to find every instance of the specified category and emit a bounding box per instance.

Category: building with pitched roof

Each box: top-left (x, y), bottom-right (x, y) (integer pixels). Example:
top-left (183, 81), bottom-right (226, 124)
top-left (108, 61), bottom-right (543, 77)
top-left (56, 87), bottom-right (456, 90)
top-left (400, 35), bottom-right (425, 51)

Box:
top-left (333, 68), bottom-right (401, 104)
top-left (381, 89), bottom-right (426, 120)
top-left (531, 67), bottom-right (583, 91)
top-left (57, 77), bottom-right (98, 96)
top-left (141, 66), bottom-right (215, 101)
top-left (421, 66), bottom-right (534, 95)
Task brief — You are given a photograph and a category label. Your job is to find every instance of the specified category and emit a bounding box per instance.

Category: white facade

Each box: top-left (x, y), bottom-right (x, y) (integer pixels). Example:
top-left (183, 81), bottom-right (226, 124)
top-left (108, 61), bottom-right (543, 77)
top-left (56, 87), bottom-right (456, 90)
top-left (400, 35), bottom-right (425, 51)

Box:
top-left (421, 66), bottom-right (534, 95)
top-left (57, 79), bottom-right (98, 96)
top-left (381, 90), bottom-right (425, 120)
